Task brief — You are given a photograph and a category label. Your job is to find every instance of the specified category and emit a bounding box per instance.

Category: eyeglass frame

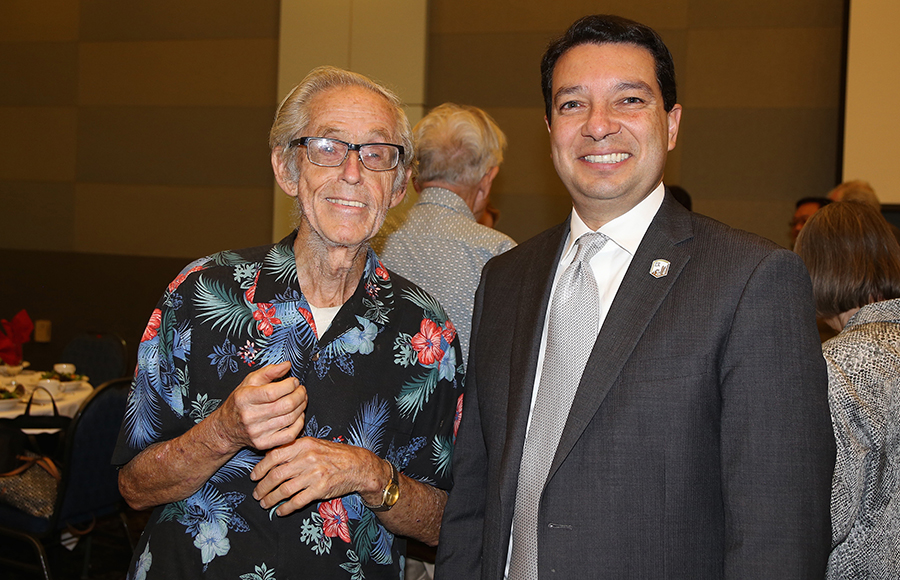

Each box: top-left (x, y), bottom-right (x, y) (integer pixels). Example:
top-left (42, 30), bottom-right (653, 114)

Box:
top-left (288, 137), bottom-right (405, 172)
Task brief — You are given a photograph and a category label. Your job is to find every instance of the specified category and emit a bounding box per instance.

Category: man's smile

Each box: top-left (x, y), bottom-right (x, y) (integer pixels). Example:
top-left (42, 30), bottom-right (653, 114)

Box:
top-left (582, 152), bottom-right (631, 164)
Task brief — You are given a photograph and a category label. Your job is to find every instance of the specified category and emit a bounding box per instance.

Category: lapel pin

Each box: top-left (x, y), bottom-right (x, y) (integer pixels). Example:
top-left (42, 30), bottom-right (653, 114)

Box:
top-left (649, 259), bottom-right (670, 278)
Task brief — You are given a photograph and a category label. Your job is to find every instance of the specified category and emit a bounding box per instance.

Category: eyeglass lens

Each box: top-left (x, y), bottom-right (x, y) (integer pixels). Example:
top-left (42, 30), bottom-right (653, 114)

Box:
top-left (306, 138), bottom-right (399, 171)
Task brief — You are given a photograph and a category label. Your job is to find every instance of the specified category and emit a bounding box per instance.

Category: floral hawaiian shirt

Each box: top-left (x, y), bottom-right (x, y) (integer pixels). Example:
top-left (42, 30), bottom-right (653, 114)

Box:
top-left (112, 231), bottom-right (465, 580)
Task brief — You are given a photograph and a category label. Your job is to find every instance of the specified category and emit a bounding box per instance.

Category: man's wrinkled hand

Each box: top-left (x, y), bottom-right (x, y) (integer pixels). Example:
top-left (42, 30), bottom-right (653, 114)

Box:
top-left (213, 361), bottom-right (307, 453)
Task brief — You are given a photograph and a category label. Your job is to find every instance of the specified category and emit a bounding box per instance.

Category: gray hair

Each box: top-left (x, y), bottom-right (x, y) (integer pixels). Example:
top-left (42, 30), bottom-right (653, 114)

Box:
top-left (414, 103), bottom-right (506, 187)
top-left (269, 66), bottom-right (414, 192)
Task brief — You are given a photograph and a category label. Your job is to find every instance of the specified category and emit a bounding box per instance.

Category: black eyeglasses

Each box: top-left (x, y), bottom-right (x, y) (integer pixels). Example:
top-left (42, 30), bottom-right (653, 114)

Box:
top-left (289, 137), bottom-right (404, 172)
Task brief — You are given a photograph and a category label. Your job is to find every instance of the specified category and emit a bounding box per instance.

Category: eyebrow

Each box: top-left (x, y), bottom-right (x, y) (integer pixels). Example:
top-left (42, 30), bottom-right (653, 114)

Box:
top-left (317, 126), bottom-right (394, 143)
top-left (553, 80), bottom-right (658, 103)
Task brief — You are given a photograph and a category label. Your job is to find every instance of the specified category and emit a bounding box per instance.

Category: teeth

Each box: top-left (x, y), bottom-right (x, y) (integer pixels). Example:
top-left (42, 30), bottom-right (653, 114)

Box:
top-left (328, 198), bottom-right (365, 208)
top-left (584, 153), bottom-right (630, 164)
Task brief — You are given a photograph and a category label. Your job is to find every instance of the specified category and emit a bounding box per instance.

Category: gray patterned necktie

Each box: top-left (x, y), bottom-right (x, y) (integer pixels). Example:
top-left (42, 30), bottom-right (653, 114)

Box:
top-left (508, 232), bottom-right (609, 580)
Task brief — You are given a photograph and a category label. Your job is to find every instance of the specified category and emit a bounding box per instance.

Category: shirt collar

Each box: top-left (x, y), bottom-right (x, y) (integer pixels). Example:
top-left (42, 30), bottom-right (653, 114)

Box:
top-left (419, 186), bottom-right (476, 221)
top-left (565, 181), bottom-right (665, 257)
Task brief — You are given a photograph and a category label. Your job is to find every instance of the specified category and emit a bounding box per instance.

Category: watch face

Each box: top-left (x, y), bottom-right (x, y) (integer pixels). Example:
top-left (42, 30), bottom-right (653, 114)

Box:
top-left (384, 483), bottom-right (400, 507)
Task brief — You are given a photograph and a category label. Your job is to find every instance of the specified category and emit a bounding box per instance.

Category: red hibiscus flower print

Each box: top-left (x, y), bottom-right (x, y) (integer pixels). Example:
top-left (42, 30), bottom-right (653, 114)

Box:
top-left (167, 265), bottom-right (204, 293)
top-left (298, 306), bottom-right (317, 337)
top-left (442, 319), bottom-right (457, 345)
top-left (454, 393), bottom-right (464, 438)
top-left (244, 270), bottom-right (261, 303)
top-left (411, 318), bottom-right (445, 366)
top-left (375, 263), bottom-right (389, 281)
top-left (319, 498), bottom-right (351, 543)
top-left (141, 309), bottom-right (162, 342)
top-left (252, 303), bottom-right (282, 337)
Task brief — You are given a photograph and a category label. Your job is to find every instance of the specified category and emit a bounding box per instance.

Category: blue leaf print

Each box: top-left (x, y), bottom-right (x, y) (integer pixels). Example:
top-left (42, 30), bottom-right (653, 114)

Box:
top-left (240, 563), bottom-right (277, 580)
top-left (431, 435), bottom-right (453, 479)
top-left (209, 339), bottom-right (241, 379)
top-left (347, 396), bottom-right (389, 453)
top-left (263, 243), bottom-right (298, 286)
top-left (395, 367), bottom-right (440, 422)
top-left (255, 313), bottom-right (314, 370)
top-left (352, 509), bottom-right (393, 565)
top-left (210, 449), bottom-right (262, 484)
top-left (194, 276), bottom-right (255, 337)
top-left (126, 340), bottom-right (163, 448)
top-left (386, 436), bottom-right (427, 471)
top-left (303, 416), bottom-right (333, 440)
top-left (400, 286), bottom-right (448, 325)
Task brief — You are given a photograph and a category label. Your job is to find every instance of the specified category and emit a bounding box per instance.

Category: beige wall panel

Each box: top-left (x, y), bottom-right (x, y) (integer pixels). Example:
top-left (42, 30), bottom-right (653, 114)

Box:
top-left (684, 27), bottom-right (842, 109)
top-left (79, 0), bottom-right (279, 41)
top-left (427, 32), bottom-right (551, 108)
top-left (351, 0), bottom-right (427, 105)
top-left (0, 107), bottom-right (77, 181)
top-left (0, 182), bottom-right (75, 251)
top-left (428, 0), bottom-right (689, 34)
top-left (0, 0), bottom-right (78, 42)
top-left (78, 40), bottom-right (277, 107)
top-left (680, 107), bottom-right (838, 244)
top-left (0, 43), bottom-right (78, 106)
top-left (697, 198), bottom-right (796, 249)
top-left (688, 0), bottom-right (843, 28)
top-left (77, 106), bottom-right (274, 188)
top-left (74, 184), bottom-right (272, 258)
top-left (490, 191), bottom-right (572, 243)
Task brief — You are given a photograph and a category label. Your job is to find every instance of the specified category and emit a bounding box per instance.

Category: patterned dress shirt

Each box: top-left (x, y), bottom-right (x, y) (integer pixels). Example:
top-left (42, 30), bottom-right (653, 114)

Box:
top-left (824, 298), bottom-right (900, 578)
top-left (373, 187), bottom-right (516, 361)
top-left (112, 231), bottom-right (465, 580)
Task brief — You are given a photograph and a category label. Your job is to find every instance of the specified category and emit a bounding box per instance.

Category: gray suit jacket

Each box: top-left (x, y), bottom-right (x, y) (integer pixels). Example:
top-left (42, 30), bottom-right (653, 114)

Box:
top-left (435, 195), bottom-right (835, 579)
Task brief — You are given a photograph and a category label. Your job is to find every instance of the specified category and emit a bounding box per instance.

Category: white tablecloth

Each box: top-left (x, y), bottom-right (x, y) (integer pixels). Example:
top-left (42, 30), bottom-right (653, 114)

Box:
top-left (0, 382), bottom-right (94, 421)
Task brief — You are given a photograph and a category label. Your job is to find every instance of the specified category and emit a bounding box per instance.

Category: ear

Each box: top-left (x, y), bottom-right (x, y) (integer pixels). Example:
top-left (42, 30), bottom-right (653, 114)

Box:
top-left (272, 148), bottom-right (298, 198)
top-left (477, 166), bottom-right (500, 202)
top-left (389, 167), bottom-right (412, 209)
top-left (545, 115), bottom-right (551, 133)
top-left (666, 104), bottom-right (682, 152)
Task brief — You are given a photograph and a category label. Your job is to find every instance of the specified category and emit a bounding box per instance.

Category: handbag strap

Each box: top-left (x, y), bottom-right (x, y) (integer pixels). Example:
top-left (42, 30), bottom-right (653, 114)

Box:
top-left (23, 387), bottom-right (61, 416)
top-left (0, 454), bottom-right (60, 480)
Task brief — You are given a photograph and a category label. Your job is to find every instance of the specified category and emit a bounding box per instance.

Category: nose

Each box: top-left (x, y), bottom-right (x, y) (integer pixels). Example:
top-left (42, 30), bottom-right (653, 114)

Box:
top-left (340, 150), bottom-right (363, 184)
top-left (582, 104), bottom-right (620, 141)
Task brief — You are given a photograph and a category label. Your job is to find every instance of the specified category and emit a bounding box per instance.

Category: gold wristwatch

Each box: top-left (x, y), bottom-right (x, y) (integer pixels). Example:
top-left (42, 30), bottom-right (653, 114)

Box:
top-left (362, 460), bottom-right (400, 512)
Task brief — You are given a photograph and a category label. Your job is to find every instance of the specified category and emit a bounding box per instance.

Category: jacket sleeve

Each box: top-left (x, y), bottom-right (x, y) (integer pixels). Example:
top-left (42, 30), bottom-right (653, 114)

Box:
top-left (719, 248), bottom-right (835, 578)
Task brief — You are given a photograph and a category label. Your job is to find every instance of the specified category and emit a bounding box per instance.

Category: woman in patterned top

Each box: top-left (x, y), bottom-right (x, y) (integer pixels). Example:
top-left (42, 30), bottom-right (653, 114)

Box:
top-left (795, 201), bottom-right (900, 579)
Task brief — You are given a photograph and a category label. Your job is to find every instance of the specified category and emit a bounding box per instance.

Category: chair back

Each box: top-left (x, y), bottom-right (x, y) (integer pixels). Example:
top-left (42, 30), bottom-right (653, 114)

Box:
top-left (60, 332), bottom-right (127, 387)
top-left (54, 377), bottom-right (131, 527)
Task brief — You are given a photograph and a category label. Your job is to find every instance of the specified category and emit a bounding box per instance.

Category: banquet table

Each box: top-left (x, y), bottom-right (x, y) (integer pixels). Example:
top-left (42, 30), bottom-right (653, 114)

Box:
top-left (0, 372), bottom-right (94, 429)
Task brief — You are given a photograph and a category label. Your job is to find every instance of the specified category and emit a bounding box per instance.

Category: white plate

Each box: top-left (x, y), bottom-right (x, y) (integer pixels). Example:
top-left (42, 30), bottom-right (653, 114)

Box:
top-left (0, 397), bottom-right (21, 410)
top-left (60, 380), bottom-right (83, 392)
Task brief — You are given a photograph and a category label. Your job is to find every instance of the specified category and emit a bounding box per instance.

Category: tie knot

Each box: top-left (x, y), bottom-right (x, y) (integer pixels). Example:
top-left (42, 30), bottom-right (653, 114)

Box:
top-left (573, 232), bottom-right (608, 264)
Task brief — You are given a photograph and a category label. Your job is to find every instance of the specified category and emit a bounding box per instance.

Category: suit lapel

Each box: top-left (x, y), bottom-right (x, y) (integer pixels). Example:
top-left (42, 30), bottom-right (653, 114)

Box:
top-left (498, 223), bottom-right (569, 509)
top-left (549, 197), bottom-right (694, 480)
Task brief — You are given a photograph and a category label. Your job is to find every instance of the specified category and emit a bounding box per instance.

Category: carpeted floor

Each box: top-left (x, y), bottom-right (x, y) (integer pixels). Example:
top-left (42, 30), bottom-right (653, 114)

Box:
top-left (2, 507), bottom-right (149, 580)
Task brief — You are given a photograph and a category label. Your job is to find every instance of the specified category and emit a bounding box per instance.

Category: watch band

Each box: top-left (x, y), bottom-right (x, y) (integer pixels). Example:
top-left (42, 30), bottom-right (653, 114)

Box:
top-left (361, 460), bottom-right (400, 512)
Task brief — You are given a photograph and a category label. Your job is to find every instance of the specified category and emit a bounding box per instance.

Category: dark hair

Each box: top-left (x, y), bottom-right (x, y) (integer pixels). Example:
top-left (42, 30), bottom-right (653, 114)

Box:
top-left (794, 201), bottom-right (900, 319)
top-left (795, 197), bottom-right (831, 210)
top-left (541, 14), bottom-right (677, 123)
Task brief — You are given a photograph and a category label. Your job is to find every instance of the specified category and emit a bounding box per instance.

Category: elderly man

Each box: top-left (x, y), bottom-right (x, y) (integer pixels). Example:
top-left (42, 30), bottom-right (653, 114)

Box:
top-left (435, 14), bottom-right (834, 580)
top-left (113, 66), bottom-right (463, 580)
top-left (374, 103), bottom-right (516, 361)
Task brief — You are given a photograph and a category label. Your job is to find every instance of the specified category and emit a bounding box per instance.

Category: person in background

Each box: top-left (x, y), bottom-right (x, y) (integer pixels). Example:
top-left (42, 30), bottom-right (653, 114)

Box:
top-left (791, 196), bottom-right (831, 248)
top-left (795, 201), bottom-right (900, 579)
top-left (374, 102), bottom-right (516, 362)
top-left (435, 13), bottom-right (834, 580)
top-left (827, 179), bottom-right (877, 203)
top-left (112, 66), bottom-right (463, 580)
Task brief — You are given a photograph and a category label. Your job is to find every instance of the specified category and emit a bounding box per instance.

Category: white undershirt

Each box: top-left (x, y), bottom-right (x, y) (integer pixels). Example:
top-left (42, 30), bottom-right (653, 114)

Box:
top-left (308, 304), bottom-right (342, 339)
top-left (504, 182), bottom-right (665, 578)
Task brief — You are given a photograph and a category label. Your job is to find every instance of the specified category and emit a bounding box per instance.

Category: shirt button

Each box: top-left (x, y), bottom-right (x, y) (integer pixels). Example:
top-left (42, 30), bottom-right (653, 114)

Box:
top-left (311, 352), bottom-right (320, 361)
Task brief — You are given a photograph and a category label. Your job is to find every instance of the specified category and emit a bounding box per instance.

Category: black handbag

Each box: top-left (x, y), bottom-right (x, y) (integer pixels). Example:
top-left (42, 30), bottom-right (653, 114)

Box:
top-left (0, 387), bottom-right (72, 463)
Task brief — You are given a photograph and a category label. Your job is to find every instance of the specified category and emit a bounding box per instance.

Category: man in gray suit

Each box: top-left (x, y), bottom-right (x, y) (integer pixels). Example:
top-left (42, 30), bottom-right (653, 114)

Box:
top-left (434, 14), bottom-right (835, 579)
